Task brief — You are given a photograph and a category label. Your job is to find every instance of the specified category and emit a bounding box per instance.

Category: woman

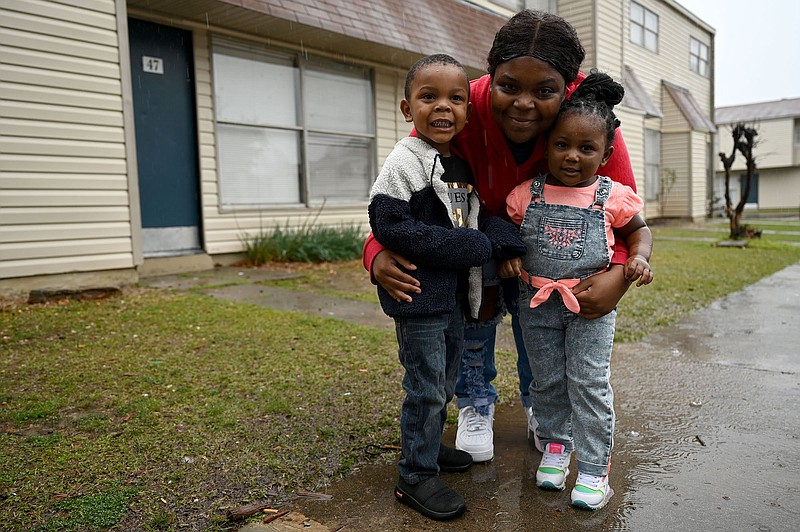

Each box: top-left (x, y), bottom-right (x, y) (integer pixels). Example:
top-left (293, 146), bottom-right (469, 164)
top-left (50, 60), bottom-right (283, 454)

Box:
top-left (363, 9), bottom-right (637, 462)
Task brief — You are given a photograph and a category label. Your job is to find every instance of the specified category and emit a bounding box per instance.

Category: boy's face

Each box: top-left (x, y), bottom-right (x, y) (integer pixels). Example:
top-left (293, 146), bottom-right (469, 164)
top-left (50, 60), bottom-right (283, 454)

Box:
top-left (400, 64), bottom-right (471, 155)
top-left (546, 111), bottom-right (613, 187)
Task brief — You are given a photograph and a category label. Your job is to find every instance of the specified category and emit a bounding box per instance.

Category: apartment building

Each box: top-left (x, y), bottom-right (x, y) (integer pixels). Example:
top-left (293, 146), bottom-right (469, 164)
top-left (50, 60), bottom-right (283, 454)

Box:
top-left (714, 98), bottom-right (800, 213)
top-left (0, 0), bottom-right (715, 296)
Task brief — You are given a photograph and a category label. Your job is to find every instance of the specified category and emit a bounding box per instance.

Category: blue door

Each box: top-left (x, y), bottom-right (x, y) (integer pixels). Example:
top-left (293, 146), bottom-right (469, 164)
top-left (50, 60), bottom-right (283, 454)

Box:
top-left (128, 18), bottom-right (201, 256)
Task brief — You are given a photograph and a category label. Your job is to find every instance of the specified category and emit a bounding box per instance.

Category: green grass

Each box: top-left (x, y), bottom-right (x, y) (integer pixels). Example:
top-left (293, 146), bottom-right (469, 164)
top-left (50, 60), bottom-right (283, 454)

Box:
top-left (1, 291), bottom-right (400, 530)
top-left (2, 219), bottom-right (799, 530)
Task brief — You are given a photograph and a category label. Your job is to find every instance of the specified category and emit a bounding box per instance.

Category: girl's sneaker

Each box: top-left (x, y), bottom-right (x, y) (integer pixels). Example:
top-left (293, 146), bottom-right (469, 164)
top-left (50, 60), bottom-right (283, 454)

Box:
top-left (535, 442), bottom-right (571, 490)
top-left (524, 406), bottom-right (543, 453)
top-left (571, 471), bottom-right (614, 510)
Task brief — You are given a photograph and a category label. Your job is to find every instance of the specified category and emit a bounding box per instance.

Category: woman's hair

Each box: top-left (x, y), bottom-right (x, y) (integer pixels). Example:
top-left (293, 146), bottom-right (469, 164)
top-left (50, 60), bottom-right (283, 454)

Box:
top-left (559, 70), bottom-right (625, 147)
top-left (404, 53), bottom-right (469, 100)
top-left (486, 9), bottom-right (585, 84)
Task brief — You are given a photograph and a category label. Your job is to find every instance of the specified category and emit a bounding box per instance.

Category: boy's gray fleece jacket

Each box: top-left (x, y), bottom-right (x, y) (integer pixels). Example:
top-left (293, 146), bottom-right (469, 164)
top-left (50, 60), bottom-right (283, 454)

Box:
top-left (368, 137), bottom-right (525, 319)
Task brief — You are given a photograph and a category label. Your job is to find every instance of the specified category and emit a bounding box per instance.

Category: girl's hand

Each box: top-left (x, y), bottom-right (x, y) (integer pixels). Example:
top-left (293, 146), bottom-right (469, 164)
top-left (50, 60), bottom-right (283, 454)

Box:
top-left (373, 250), bottom-right (421, 302)
top-left (625, 256), bottom-right (653, 286)
top-left (499, 257), bottom-right (523, 278)
top-left (572, 265), bottom-right (630, 319)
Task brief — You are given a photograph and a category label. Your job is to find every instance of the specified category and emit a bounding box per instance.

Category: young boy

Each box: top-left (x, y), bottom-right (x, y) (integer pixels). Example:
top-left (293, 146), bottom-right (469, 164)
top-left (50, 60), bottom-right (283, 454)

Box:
top-left (368, 54), bottom-right (525, 521)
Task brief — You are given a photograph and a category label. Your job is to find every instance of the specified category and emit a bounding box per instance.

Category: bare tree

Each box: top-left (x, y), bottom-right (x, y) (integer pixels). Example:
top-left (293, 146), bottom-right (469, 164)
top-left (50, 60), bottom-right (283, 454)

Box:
top-left (718, 122), bottom-right (759, 238)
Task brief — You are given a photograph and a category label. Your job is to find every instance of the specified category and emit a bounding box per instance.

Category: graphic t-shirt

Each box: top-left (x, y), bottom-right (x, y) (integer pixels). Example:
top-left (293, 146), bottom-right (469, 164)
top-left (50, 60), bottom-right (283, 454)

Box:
top-left (439, 153), bottom-right (475, 228)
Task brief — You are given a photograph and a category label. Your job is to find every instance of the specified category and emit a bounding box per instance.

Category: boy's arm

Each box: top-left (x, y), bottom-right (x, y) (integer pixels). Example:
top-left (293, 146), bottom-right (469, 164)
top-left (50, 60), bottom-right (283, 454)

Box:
top-left (369, 194), bottom-right (492, 270)
top-left (481, 216), bottom-right (527, 260)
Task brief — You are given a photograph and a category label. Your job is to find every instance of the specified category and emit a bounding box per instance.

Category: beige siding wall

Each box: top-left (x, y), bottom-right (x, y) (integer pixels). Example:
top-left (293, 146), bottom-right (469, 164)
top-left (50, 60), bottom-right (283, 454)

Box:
top-left (757, 167), bottom-right (800, 210)
top-left (689, 131), bottom-right (710, 219)
top-left (716, 118), bottom-right (795, 172)
top-left (560, 0), bottom-right (595, 73)
top-left (0, 0), bottom-right (135, 279)
top-left (592, 0), bottom-right (624, 79)
top-left (661, 132), bottom-right (690, 216)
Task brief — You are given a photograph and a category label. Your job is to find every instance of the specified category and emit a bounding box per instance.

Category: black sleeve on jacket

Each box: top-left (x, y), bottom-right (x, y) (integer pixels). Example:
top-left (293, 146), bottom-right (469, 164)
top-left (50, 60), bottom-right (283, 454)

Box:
top-left (481, 216), bottom-right (528, 260)
top-left (369, 194), bottom-right (491, 270)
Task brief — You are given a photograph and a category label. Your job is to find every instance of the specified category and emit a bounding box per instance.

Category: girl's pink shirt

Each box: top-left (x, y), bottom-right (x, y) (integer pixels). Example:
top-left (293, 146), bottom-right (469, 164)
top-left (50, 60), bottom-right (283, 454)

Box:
top-left (506, 178), bottom-right (643, 261)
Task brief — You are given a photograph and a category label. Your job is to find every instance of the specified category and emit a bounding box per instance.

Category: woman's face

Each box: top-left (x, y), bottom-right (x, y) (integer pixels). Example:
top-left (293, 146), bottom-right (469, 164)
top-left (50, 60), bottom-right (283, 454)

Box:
top-left (490, 56), bottom-right (567, 144)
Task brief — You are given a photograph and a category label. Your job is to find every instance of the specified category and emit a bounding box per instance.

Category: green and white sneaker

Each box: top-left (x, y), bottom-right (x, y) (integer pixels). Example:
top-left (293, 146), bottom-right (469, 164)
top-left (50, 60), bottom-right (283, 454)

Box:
top-left (535, 442), bottom-right (571, 490)
top-left (571, 471), bottom-right (614, 510)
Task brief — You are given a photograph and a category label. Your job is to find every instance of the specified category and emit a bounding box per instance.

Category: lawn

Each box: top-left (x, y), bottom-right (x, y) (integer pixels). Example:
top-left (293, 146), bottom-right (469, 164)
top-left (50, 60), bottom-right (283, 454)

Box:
top-left (2, 218), bottom-right (799, 530)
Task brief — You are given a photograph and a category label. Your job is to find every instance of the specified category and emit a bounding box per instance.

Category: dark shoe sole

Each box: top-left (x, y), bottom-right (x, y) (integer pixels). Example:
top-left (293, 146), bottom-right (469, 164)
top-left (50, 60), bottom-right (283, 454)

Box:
top-left (394, 483), bottom-right (466, 521)
top-left (438, 445), bottom-right (473, 473)
top-left (438, 461), bottom-right (471, 473)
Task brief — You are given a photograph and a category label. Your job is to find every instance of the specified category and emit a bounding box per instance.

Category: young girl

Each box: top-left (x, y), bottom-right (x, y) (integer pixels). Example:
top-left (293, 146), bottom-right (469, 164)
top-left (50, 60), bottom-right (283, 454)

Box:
top-left (502, 72), bottom-right (653, 510)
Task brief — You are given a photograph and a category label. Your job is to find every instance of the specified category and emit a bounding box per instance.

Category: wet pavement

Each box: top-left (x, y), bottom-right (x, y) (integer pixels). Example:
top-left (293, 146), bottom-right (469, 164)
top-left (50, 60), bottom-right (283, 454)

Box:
top-left (144, 262), bottom-right (800, 531)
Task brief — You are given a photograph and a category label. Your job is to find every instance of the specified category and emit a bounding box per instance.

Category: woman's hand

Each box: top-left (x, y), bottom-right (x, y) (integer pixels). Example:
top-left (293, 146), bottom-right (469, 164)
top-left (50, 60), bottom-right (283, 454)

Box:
top-left (373, 250), bottom-right (421, 303)
top-left (572, 264), bottom-right (630, 319)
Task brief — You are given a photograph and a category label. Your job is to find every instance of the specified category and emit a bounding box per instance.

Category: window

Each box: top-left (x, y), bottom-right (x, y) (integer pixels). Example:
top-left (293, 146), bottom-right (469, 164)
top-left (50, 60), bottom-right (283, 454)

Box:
top-left (690, 37), bottom-right (710, 77)
top-left (463, 0), bottom-right (523, 14)
top-left (212, 40), bottom-right (374, 208)
top-left (644, 129), bottom-right (661, 201)
top-left (630, 2), bottom-right (659, 53)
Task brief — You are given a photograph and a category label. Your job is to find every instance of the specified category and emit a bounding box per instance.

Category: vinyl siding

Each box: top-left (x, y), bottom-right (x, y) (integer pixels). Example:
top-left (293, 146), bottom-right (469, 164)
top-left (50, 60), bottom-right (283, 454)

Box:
top-left (716, 118), bottom-right (795, 171)
top-left (689, 130), bottom-right (709, 219)
top-left (661, 131), bottom-right (690, 217)
top-left (756, 167), bottom-right (800, 210)
top-left (560, 0), bottom-right (595, 70)
top-left (593, 0), bottom-right (624, 79)
top-left (0, 0), bottom-right (134, 280)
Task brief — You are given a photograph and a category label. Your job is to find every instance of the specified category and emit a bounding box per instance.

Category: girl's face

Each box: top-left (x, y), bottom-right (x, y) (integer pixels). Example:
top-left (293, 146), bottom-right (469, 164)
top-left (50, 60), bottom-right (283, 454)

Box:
top-left (546, 112), bottom-right (614, 187)
top-left (490, 56), bottom-right (567, 144)
top-left (401, 63), bottom-right (471, 155)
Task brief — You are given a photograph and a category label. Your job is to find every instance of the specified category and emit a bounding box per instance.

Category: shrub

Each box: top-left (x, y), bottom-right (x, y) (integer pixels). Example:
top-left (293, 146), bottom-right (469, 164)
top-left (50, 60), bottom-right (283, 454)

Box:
top-left (241, 210), bottom-right (365, 264)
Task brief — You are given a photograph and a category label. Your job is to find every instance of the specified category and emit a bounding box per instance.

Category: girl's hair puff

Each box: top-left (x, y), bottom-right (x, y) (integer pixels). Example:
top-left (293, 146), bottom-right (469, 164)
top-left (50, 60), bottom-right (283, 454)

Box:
top-left (560, 70), bottom-right (625, 148)
top-left (486, 9), bottom-right (585, 84)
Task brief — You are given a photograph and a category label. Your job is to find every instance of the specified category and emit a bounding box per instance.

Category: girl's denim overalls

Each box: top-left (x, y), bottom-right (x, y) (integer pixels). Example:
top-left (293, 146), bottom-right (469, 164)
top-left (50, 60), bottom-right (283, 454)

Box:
top-left (517, 174), bottom-right (616, 477)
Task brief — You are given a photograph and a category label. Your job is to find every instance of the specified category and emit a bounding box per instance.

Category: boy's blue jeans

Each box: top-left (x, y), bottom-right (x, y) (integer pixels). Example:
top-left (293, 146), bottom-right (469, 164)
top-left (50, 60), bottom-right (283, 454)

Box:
top-left (395, 304), bottom-right (463, 483)
top-left (455, 276), bottom-right (534, 416)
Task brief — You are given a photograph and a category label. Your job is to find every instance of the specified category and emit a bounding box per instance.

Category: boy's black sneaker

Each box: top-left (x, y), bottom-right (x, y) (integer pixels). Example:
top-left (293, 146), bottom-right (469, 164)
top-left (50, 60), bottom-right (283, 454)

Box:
top-left (437, 444), bottom-right (473, 472)
top-left (394, 476), bottom-right (466, 520)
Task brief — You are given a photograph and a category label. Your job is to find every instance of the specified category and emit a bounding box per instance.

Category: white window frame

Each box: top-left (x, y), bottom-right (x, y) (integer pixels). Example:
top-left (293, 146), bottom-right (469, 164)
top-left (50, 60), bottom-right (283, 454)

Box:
top-left (211, 39), bottom-right (375, 210)
top-left (630, 1), bottom-right (659, 53)
top-left (690, 37), bottom-right (710, 77)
